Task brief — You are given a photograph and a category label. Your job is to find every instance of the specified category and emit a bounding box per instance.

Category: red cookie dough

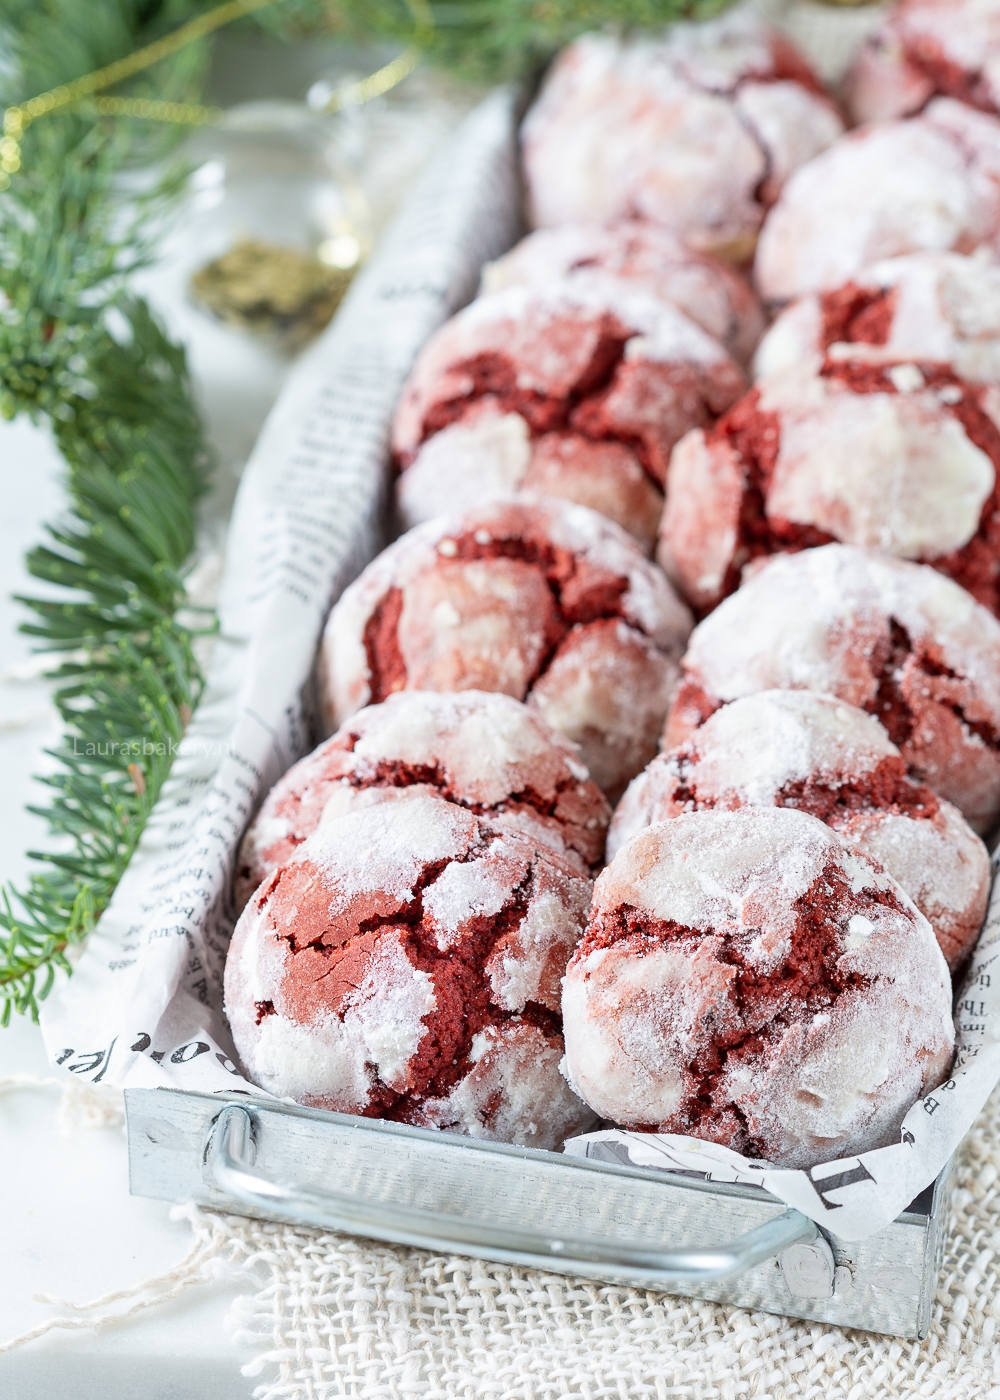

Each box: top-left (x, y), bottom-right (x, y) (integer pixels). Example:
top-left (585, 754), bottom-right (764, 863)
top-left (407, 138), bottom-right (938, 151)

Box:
top-left (755, 100), bottom-right (1000, 303)
top-left (482, 223), bottom-right (766, 367)
top-left (847, 0), bottom-right (1000, 125)
top-left (611, 689), bottom-right (989, 970)
top-left (237, 689), bottom-right (611, 908)
top-left (562, 807), bottom-right (955, 1168)
top-left (320, 500), bottom-right (693, 802)
top-left (521, 15), bottom-right (843, 262)
top-left (658, 358), bottom-right (1000, 616)
top-left (225, 796), bottom-right (596, 1147)
top-left (392, 277), bottom-right (746, 552)
top-left (665, 544), bottom-right (1000, 833)
top-left (755, 252), bottom-right (1000, 387)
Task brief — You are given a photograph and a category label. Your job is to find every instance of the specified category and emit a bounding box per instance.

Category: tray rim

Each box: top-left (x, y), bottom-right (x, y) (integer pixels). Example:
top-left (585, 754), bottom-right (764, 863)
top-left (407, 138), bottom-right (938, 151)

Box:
top-left (125, 1084), bottom-right (952, 1229)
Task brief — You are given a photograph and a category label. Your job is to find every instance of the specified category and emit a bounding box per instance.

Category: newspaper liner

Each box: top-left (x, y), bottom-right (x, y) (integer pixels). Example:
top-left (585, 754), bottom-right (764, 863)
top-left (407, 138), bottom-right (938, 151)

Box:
top-left (35, 86), bottom-right (1000, 1246)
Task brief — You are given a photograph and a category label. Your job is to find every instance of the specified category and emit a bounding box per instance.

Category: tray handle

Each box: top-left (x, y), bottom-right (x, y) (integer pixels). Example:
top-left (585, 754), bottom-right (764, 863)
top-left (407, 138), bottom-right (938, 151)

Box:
top-left (207, 1104), bottom-right (816, 1286)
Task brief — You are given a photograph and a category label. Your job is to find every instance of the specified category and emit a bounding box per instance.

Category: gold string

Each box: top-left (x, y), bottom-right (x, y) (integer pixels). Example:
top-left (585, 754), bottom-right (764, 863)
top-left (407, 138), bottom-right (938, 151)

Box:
top-left (90, 96), bottom-right (225, 126)
top-left (0, 0), bottom-right (435, 185)
top-left (2, 0), bottom-right (280, 150)
top-left (322, 0), bottom-right (433, 114)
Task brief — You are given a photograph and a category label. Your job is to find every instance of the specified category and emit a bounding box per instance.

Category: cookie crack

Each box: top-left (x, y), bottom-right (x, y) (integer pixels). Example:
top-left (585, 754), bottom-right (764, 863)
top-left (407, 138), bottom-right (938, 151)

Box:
top-left (774, 759), bottom-right (939, 823)
top-left (363, 531), bottom-right (637, 704)
top-left (706, 359), bottom-right (1000, 615)
top-left (819, 283), bottom-right (897, 349)
top-left (904, 40), bottom-right (993, 117)
top-left (868, 617), bottom-right (1000, 755)
top-left (418, 318), bottom-right (633, 446)
top-left (582, 862), bottom-right (895, 1151)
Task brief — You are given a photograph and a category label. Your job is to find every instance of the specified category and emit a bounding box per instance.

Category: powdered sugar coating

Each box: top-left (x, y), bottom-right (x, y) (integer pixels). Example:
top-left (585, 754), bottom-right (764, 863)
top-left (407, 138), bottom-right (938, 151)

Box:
top-left (611, 689), bottom-right (989, 970)
top-left (846, 0), bottom-right (1000, 125)
top-left (562, 807), bottom-right (955, 1168)
top-left (839, 805), bottom-right (990, 973)
top-left (665, 544), bottom-right (1000, 832)
top-left (391, 276), bottom-right (746, 491)
top-left (521, 16), bottom-right (842, 261)
top-left (482, 223), bottom-right (766, 366)
top-left (225, 796), bottom-right (596, 1147)
top-left (320, 499), bottom-right (693, 802)
top-left (755, 252), bottom-right (1000, 386)
top-left (397, 404), bottom-right (664, 553)
top-left (236, 689), bottom-right (611, 908)
top-left (755, 100), bottom-right (1000, 303)
top-left (658, 358), bottom-right (1000, 615)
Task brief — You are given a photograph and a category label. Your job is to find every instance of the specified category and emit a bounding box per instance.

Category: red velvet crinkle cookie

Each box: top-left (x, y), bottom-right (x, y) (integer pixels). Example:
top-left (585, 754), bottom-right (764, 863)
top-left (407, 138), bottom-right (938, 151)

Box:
top-left (225, 796), bottom-right (596, 1148)
top-left (755, 252), bottom-right (1000, 386)
top-left (847, 0), bottom-right (1000, 125)
top-left (392, 277), bottom-right (746, 552)
top-left (320, 500), bottom-right (693, 801)
top-left (612, 690), bottom-right (989, 971)
top-left (665, 545), bottom-right (1000, 833)
top-left (392, 279), bottom-right (746, 481)
top-left (521, 15), bottom-right (842, 262)
top-left (236, 689), bottom-right (611, 909)
top-left (481, 223), bottom-right (766, 367)
top-left (562, 807), bottom-right (955, 1168)
top-left (755, 100), bottom-right (1000, 303)
top-left (658, 358), bottom-right (1000, 616)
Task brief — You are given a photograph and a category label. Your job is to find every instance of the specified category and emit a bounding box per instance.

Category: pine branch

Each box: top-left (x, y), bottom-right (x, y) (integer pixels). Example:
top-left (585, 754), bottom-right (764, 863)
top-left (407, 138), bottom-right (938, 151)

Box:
top-left (1, 301), bottom-right (210, 1022)
top-left (0, 1), bottom-right (215, 1022)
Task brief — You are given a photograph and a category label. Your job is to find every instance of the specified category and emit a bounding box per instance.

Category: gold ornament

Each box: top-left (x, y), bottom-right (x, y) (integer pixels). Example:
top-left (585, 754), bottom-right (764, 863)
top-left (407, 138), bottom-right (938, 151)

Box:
top-left (190, 237), bottom-right (355, 349)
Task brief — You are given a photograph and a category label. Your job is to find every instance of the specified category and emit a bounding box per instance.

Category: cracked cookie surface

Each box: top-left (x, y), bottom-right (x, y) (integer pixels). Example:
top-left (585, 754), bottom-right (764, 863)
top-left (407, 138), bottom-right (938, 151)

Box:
top-left (521, 14), bottom-right (842, 260)
top-left (392, 274), bottom-right (746, 551)
top-left (755, 99), bottom-right (1000, 302)
top-left (659, 356), bottom-right (1000, 616)
top-left (847, 0), bottom-right (1000, 126)
top-left (225, 795), bottom-right (596, 1147)
top-left (754, 252), bottom-right (1000, 389)
top-left (320, 499), bottom-right (692, 802)
top-left (481, 222), bottom-right (765, 368)
top-left (562, 807), bottom-right (954, 1168)
top-left (236, 690), bottom-right (611, 909)
top-left (613, 689), bottom-right (989, 970)
top-left (665, 545), bottom-right (1000, 832)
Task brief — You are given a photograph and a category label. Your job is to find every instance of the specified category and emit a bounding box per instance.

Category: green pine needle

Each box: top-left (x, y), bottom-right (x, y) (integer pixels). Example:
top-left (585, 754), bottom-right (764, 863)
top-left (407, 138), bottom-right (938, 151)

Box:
top-left (0, 3), bottom-right (222, 1023)
top-left (0, 298), bottom-right (210, 1023)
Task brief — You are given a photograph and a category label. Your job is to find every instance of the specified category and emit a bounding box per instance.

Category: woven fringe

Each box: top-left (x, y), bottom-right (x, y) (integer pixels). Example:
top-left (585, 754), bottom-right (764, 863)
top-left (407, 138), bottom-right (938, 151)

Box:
top-left (0, 1072), bottom-right (124, 1135)
top-left (0, 1206), bottom-right (249, 1356)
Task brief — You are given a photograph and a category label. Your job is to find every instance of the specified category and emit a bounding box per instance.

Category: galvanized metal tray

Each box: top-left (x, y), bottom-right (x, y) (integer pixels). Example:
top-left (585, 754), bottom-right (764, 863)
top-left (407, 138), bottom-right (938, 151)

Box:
top-left (126, 1086), bottom-right (953, 1339)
